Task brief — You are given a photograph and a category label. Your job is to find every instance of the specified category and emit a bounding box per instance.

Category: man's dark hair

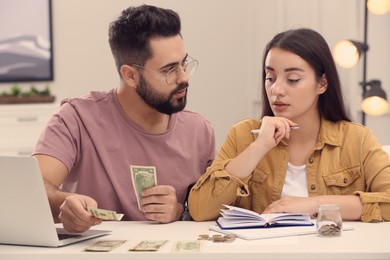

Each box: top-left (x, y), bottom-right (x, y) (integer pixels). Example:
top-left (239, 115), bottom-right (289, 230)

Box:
top-left (108, 5), bottom-right (181, 76)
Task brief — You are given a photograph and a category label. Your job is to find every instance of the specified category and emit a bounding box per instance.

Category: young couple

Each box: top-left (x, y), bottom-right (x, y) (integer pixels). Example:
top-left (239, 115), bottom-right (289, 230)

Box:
top-left (34, 5), bottom-right (390, 233)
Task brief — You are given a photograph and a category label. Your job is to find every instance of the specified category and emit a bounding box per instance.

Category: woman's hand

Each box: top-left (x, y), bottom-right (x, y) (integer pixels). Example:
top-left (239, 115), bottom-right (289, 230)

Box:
top-left (254, 116), bottom-right (298, 150)
top-left (263, 196), bottom-right (319, 217)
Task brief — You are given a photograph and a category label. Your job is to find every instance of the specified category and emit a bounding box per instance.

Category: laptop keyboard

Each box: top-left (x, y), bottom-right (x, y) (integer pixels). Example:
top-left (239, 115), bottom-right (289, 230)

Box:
top-left (57, 233), bottom-right (82, 240)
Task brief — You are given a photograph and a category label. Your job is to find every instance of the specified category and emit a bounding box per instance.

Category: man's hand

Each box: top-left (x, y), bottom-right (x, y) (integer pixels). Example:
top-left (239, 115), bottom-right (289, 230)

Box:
top-left (140, 185), bottom-right (183, 223)
top-left (59, 194), bottom-right (103, 233)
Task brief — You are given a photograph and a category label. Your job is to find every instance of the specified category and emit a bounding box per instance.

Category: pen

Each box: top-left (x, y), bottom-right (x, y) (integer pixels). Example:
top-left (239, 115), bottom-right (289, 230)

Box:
top-left (251, 126), bottom-right (299, 134)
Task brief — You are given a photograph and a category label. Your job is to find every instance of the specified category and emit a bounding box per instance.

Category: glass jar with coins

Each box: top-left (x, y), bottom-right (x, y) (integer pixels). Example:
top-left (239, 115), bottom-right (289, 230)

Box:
top-left (316, 204), bottom-right (343, 237)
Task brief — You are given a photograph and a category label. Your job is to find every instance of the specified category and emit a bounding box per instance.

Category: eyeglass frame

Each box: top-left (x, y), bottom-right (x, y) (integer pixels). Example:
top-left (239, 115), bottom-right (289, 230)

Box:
top-left (130, 55), bottom-right (198, 85)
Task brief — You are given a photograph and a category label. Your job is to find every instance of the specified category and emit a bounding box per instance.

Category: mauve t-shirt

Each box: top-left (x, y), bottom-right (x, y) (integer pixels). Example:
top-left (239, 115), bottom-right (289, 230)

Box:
top-left (33, 89), bottom-right (215, 220)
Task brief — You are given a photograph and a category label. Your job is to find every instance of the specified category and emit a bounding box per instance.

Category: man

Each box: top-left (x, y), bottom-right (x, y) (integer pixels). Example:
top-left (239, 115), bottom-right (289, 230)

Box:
top-left (33, 4), bottom-right (215, 233)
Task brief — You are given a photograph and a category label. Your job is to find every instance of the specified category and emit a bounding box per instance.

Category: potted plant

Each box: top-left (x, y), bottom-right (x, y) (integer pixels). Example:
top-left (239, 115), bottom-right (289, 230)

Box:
top-left (0, 84), bottom-right (55, 104)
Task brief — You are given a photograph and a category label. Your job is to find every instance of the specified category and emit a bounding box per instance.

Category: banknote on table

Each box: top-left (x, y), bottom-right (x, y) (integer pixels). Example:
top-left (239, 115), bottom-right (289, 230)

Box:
top-left (130, 165), bottom-right (157, 210)
top-left (129, 240), bottom-right (168, 251)
top-left (85, 240), bottom-right (127, 252)
top-left (88, 207), bottom-right (124, 221)
top-left (172, 240), bottom-right (202, 253)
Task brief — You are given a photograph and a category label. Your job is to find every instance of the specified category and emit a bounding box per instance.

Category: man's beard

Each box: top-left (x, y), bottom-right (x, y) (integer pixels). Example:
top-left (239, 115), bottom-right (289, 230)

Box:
top-left (136, 75), bottom-right (188, 115)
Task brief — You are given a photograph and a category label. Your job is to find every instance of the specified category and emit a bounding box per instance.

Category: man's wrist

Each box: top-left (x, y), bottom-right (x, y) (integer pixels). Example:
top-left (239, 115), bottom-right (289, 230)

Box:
top-left (176, 202), bottom-right (184, 220)
top-left (180, 201), bottom-right (192, 221)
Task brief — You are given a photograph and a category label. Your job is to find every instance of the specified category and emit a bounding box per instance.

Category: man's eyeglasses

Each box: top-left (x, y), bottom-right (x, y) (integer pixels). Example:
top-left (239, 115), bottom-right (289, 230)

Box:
top-left (131, 55), bottom-right (198, 85)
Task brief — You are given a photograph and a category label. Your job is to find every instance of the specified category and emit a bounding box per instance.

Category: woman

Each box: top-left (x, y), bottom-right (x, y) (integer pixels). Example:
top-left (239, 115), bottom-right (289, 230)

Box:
top-left (189, 28), bottom-right (390, 222)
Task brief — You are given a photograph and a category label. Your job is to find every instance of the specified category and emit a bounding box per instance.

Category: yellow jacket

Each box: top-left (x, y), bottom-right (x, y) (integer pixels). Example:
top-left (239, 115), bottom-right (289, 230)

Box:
top-left (189, 118), bottom-right (390, 222)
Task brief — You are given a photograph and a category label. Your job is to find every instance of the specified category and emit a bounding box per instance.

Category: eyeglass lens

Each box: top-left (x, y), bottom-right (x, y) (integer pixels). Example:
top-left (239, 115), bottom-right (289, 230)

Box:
top-left (166, 60), bottom-right (198, 84)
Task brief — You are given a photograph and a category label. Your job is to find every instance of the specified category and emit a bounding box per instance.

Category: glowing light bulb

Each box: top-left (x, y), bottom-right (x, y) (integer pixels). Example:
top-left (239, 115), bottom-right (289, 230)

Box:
top-left (361, 96), bottom-right (389, 116)
top-left (333, 40), bottom-right (360, 68)
top-left (368, 0), bottom-right (390, 15)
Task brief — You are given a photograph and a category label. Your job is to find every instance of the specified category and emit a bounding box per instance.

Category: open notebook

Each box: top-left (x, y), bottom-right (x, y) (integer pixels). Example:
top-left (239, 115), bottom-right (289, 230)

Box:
top-left (0, 156), bottom-right (110, 247)
top-left (217, 205), bottom-right (313, 229)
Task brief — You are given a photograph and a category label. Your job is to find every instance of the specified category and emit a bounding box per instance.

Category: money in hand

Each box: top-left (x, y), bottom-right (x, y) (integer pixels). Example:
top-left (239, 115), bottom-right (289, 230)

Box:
top-left (85, 240), bottom-right (126, 252)
top-left (88, 207), bottom-right (124, 221)
top-left (130, 165), bottom-right (157, 210)
top-left (130, 240), bottom-right (168, 251)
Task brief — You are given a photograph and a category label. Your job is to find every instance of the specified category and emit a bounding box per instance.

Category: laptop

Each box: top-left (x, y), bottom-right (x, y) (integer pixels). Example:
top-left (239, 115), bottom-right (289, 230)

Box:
top-left (0, 156), bottom-right (111, 247)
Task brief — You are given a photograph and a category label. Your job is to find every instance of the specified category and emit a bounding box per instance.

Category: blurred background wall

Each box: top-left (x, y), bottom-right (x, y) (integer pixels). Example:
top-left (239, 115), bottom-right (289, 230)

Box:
top-left (1, 0), bottom-right (389, 148)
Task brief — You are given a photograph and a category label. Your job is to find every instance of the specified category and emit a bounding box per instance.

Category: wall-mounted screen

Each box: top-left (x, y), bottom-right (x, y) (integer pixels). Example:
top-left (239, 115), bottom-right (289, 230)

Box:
top-left (0, 0), bottom-right (53, 82)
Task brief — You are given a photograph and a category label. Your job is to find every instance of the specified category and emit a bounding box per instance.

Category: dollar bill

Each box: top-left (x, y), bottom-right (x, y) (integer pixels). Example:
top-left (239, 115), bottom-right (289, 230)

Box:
top-left (130, 165), bottom-right (157, 210)
top-left (129, 240), bottom-right (168, 251)
top-left (172, 240), bottom-right (202, 252)
top-left (88, 207), bottom-right (124, 221)
top-left (85, 240), bottom-right (126, 252)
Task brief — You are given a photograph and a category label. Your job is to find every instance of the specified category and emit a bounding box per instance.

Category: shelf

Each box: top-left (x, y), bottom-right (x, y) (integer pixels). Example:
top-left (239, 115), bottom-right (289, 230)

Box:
top-left (0, 96), bottom-right (56, 104)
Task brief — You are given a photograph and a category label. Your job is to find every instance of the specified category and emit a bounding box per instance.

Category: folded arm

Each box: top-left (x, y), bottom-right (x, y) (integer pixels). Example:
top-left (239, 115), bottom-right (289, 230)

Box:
top-left (189, 124), bottom-right (253, 221)
top-left (263, 195), bottom-right (363, 220)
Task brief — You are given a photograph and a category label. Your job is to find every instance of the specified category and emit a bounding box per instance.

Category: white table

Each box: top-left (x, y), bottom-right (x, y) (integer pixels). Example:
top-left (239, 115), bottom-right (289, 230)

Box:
top-left (1, 221), bottom-right (389, 259)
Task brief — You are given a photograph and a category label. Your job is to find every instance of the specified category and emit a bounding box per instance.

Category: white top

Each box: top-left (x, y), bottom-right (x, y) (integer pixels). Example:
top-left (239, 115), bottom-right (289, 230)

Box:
top-left (281, 163), bottom-right (309, 197)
